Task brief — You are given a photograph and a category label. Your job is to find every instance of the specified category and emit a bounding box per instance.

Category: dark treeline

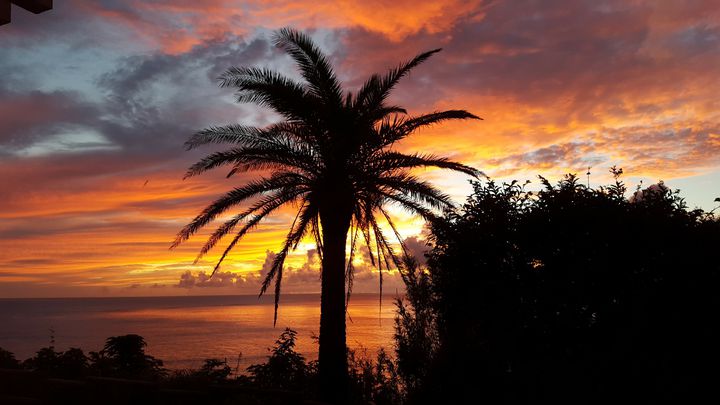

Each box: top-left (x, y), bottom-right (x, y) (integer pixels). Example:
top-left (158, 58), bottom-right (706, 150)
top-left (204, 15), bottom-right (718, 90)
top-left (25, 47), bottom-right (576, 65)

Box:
top-left (395, 169), bottom-right (720, 404)
top-left (2, 170), bottom-right (719, 404)
top-left (0, 329), bottom-right (399, 404)
top-left (1, 334), bottom-right (165, 381)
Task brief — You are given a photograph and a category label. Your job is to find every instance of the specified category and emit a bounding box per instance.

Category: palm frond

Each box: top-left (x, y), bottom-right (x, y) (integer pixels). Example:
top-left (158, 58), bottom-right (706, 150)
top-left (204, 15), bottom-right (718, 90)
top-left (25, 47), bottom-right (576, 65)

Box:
top-left (184, 142), bottom-right (319, 179)
top-left (219, 66), bottom-right (316, 122)
top-left (377, 206), bottom-right (409, 258)
top-left (367, 214), bottom-right (401, 314)
top-left (369, 214), bottom-right (400, 270)
top-left (185, 125), bottom-right (264, 150)
top-left (273, 28), bottom-right (343, 106)
top-left (376, 189), bottom-right (439, 222)
top-left (171, 173), bottom-right (307, 247)
top-left (260, 199), bottom-right (318, 325)
top-left (355, 49), bottom-right (442, 114)
top-left (194, 186), bottom-right (308, 263)
top-left (175, 29), bottom-right (482, 327)
top-left (209, 204), bottom-right (280, 276)
top-left (225, 143), bottom-right (320, 178)
top-left (380, 110), bottom-right (481, 146)
top-left (370, 151), bottom-right (482, 178)
top-left (345, 223), bottom-right (361, 310)
top-left (376, 173), bottom-right (454, 210)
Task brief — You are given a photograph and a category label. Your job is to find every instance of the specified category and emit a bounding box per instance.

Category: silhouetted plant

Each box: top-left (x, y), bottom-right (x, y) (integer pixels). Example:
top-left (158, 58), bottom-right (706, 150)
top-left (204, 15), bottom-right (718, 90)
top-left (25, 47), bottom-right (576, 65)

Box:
top-left (56, 348), bottom-right (88, 379)
top-left (246, 328), bottom-right (311, 392)
top-left (171, 27), bottom-right (481, 402)
top-left (347, 347), bottom-right (403, 405)
top-left (20, 346), bottom-right (88, 379)
top-left (199, 358), bottom-right (232, 382)
top-left (393, 256), bottom-right (437, 396)
top-left (89, 334), bottom-right (164, 380)
top-left (23, 346), bottom-right (60, 374)
top-left (167, 357), bottom-right (234, 388)
top-left (396, 169), bottom-right (720, 404)
top-left (0, 347), bottom-right (21, 369)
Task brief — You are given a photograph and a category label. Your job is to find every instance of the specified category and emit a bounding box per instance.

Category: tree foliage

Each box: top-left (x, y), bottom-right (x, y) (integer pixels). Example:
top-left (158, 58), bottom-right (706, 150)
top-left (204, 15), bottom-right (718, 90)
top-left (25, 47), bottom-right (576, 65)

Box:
top-left (171, 28), bottom-right (481, 323)
top-left (246, 328), bottom-right (312, 391)
top-left (89, 334), bottom-right (165, 380)
top-left (172, 27), bottom-right (479, 402)
top-left (0, 347), bottom-right (21, 369)
top-left (395, 170), bottom-right (720, 403)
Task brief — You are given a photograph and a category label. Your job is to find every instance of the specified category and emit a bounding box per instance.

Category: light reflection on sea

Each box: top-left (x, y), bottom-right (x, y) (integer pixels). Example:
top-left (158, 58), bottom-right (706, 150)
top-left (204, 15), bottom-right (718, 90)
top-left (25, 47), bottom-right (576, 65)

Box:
top-left (0, 294), bottom-right (399, 370)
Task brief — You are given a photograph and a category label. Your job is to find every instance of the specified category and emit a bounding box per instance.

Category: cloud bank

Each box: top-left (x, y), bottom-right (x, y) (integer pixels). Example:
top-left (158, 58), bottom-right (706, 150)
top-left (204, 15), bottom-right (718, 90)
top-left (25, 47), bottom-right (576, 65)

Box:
top-left (0, 0), bottom-right (718, 296)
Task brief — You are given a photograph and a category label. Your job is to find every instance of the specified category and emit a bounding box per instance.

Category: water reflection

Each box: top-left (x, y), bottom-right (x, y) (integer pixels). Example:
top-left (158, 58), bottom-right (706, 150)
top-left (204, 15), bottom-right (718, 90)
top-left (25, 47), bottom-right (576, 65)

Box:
top-left (0, 294), bottom-right (399, 370)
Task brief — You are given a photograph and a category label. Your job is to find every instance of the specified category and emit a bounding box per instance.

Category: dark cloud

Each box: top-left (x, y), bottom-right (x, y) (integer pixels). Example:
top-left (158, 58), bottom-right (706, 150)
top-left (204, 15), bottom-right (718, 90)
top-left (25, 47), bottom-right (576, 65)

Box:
top-left (254, 247), bottom-right (403, 293)
top-left (1, 31), bottom-right (278, 166)
top-left (97, 35), bottom-right (272, 101)
top-left (258, 249), bottom-right (319, 288)
top-left (487, 141), bottom-right (600, 172)
top-left (666, 25), bottom-right (720, 56)
top-left (484, 122), bottom-right (720, 179)
top-left (597, 123), bottom-right (720, 175)
top-left (0, 213), bottom-right (179, 240)
top-left (177, 270), bottom-right (195, 288)
top-left (259, 250), bottom-right (278, 279)
top-left (0, 89), bottom-right (106, 152)
top-left (3, 258), bottom-right (57, 266)
top-left (339, 0), bottom-right (719, 126)
top-left (176, 269), bottom-right (256, 289)
top-left (402, 236), bottom-right (430, 266)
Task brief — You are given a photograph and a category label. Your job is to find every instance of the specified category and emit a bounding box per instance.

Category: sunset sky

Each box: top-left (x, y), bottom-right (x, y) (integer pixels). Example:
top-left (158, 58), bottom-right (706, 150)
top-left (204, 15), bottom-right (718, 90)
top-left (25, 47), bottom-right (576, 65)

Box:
top-left (1, 0), bottom-right (718, 298)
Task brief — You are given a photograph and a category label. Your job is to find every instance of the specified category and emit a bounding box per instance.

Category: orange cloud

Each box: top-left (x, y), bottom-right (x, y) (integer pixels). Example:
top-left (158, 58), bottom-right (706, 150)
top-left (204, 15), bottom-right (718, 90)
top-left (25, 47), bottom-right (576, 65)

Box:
top-left (2, 0), bottom-right (719, 297)
top-left (74, 0), bottom-right (484, 54)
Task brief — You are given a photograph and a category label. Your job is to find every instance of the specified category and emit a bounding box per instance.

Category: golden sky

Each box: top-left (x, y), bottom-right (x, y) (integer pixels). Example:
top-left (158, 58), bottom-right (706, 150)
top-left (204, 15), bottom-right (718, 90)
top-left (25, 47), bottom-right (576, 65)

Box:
top-left (0, 0), bottom-right (718, 297)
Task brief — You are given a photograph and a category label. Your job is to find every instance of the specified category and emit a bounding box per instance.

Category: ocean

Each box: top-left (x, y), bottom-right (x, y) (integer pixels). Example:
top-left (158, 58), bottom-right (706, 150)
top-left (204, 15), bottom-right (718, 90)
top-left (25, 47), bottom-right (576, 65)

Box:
top-left (0, 294), bottom-right (399, 371)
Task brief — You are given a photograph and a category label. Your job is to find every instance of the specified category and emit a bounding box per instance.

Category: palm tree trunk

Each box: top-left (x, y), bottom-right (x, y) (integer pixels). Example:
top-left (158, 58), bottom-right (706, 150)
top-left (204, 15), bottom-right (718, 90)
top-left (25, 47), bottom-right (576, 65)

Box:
top-left (318, 205), bottom-right (351, 404)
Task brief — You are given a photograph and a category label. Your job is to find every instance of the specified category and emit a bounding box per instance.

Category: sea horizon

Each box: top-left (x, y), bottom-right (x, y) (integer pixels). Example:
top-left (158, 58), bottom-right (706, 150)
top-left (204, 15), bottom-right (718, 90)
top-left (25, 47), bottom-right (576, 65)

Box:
top-left (0, 293), bottom-right (400, 371)
top-left (0, 292), bottom-right (399, 300)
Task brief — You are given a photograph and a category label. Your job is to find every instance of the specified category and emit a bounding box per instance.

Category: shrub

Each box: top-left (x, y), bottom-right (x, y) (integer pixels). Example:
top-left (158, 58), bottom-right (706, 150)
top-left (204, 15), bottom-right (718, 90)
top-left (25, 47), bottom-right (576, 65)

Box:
top-left (0, 347), bottom-right (21, 369)
top-left (395, 170), bottom-right (720, 403)
top-left (246, 328), bottom-right (312, 391)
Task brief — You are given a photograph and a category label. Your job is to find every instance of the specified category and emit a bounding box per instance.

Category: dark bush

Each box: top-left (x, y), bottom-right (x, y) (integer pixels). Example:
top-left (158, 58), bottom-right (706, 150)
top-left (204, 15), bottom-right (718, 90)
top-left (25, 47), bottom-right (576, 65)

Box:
top-left (246, 328), bottom-right (312, 392)
top-left (88, 334), bottom-right (165, 380)
top-left (396, 170), bottom-right (720, 404)
top-left (0, 347), bottom-right (21, 369)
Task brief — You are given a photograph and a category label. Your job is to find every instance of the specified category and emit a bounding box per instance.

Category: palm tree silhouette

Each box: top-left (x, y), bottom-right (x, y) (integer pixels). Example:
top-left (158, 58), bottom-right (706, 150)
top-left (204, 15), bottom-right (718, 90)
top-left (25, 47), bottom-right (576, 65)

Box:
top-left (172, 28), bottom-right (481, 402)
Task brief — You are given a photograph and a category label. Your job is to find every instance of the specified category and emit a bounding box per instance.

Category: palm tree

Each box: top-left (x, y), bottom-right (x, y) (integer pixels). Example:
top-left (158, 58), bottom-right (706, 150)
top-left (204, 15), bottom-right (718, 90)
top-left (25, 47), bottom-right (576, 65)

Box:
top-left (172, 28), bottom-right (481, 403)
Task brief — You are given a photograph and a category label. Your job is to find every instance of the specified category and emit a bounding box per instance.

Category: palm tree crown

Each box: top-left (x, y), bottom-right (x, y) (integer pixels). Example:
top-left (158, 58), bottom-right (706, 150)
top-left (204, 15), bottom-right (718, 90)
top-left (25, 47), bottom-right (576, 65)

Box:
top-left (173, 28), bottom-right (481, 402)
top-left (171, 28), bottom-right (481, 323)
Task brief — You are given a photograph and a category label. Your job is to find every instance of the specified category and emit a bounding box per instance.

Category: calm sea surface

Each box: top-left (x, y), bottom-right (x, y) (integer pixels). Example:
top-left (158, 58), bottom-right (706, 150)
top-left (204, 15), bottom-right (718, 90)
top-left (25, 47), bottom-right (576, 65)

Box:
top-left (0, 294), bottom-right (398, 371)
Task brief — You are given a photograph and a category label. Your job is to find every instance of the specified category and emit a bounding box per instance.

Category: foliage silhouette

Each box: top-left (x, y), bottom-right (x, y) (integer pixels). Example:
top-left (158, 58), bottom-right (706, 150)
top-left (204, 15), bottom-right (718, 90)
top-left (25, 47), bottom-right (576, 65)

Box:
top-left (246, 328), bottom-right (312, 392)
top-left (394, 256), bottom-right (437, 396)
top-left (198, 358), bottom-right (232, 381)
top-left (22, 346), bottom-right (59, 374)
top-left (89, 334), bottom-right (165, 380)
top-left (0, 347), bottom-right (21, 369)
top-left (346, 347), bottom-right (403, 405)
top-left (171, 27), bottom-right (480, 402)
top-left (166, 357), bottom-right (234, 390)
top-left (394, 169), bottom-right (720, 404)
top-left (1, 330), bottom-right (405, 404)
top-left (19, 346), bottom-right (89, 379)
top-left (56, 348), bottom-right (89, 379)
